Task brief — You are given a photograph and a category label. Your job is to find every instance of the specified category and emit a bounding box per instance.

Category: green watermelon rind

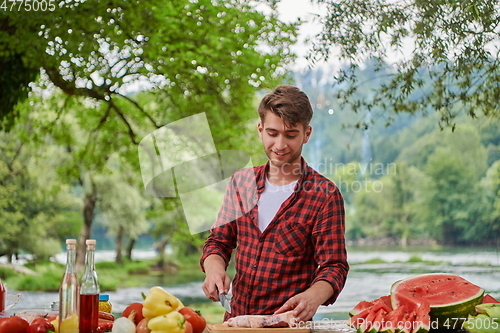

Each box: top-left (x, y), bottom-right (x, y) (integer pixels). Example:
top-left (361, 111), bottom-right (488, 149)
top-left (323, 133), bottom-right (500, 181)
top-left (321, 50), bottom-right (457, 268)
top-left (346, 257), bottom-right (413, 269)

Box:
top-left (390, 273), bottom-right (484, 330)
top-left (429, 289), bottom-right (484, 328)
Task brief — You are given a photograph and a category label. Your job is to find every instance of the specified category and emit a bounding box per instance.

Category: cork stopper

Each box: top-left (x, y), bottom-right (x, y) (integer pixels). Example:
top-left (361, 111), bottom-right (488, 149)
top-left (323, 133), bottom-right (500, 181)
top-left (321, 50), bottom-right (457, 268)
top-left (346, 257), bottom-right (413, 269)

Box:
top-left (86, 239), bottom-right (96, 250)
top-left (66, 239), bottom-right (77, 250)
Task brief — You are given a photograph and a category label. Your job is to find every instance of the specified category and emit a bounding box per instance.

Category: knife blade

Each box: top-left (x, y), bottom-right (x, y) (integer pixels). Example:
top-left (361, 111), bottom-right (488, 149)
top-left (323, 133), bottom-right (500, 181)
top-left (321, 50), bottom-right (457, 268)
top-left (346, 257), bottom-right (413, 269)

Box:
top-left (219, 293), bottom-right (231, 313)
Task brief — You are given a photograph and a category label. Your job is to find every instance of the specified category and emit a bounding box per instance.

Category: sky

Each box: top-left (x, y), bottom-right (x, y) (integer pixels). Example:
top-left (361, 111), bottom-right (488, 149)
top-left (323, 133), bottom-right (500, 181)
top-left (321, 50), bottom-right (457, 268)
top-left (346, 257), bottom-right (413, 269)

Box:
top-left (275, 0), bottom-right (328, 69)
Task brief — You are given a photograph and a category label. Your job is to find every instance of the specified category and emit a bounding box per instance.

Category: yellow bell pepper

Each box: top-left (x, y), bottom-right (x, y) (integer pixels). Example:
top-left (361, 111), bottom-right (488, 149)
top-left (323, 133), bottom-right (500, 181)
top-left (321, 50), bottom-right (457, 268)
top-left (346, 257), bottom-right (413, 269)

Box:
top-left (147, 310), bottom-right (186, 333)
top-left (143, 286), bottom-right (180, 318)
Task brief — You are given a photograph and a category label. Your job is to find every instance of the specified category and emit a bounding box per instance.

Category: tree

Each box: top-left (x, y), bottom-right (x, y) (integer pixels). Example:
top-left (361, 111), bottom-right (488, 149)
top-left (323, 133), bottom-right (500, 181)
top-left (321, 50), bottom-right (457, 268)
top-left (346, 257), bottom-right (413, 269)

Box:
top-left (0, 128), bottom-right (80, 262)
top-left (95, 156), bottom-right (150, 264)
top-left (5, 0), bottom-right (298, 265)
top-left (1, 0), bottom-right (297, 132)
top-left (309, 0), bottom-right (500, 127)
top-left (475, 160), bottom-right (500, 245)
top-left (421, 147), bottom-right (478, 244)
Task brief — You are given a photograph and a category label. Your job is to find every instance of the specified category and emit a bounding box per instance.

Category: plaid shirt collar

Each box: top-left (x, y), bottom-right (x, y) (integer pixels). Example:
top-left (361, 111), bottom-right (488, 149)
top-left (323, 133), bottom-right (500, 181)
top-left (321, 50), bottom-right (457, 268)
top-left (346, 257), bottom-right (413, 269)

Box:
top-left (255, 157), bottom-right (313, 194)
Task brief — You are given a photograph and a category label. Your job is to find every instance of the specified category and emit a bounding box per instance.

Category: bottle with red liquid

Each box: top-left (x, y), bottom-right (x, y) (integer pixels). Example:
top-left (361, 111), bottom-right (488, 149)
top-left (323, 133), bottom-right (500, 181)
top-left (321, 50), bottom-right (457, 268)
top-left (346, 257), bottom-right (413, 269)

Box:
top-left (0, 278), bottom-right (6, 313)
top-left (79, 239), bottom-right (100, 333)
top-left (59, 239), bottom-right (79, 333)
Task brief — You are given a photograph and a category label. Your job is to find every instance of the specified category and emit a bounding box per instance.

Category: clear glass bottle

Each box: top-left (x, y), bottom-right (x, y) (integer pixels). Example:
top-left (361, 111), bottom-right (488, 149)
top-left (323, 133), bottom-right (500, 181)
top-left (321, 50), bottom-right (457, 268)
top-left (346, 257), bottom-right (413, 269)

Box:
top-left (59, 239), bottom-right (79, 333)
top-left (79, 239), bottom-right (100, 333)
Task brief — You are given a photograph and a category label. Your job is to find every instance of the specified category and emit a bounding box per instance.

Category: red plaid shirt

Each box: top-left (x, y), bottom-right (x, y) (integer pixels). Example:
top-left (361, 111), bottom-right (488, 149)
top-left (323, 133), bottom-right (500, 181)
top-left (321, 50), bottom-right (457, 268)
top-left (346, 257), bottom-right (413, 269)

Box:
top-left (201, 158), bottom-right (348, 318)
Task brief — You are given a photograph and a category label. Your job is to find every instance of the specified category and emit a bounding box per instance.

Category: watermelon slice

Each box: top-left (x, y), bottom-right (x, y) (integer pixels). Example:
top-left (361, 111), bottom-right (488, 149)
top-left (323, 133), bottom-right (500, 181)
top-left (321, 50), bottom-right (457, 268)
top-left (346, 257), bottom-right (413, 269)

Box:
top-left (367, 308), bottom-right (389, 333)
top-left (397, 310), bottom-right (416, 333)
top-left (391, 273), bottom-right (484, 329)
top-left (349, 295), bottom-right (392, 316)
top-left (412, 301), bottom-right (431, 333)
top-left (482, 294), bottom-right (500, 304)
top-left (349, 299), bottom-right (393, 332)
top-left (349, 307), bottom-right (372, 331)
top-left (379, 306), bottom-right (407, 333)
top-left (392, 292), bottom-right (431, 333)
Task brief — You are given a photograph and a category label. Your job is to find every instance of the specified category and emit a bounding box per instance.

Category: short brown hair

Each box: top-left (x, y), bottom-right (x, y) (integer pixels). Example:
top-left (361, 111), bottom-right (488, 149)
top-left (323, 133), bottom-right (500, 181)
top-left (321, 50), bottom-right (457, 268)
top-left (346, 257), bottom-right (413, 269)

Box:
top-left (258, 85), bottom-right (313, 128)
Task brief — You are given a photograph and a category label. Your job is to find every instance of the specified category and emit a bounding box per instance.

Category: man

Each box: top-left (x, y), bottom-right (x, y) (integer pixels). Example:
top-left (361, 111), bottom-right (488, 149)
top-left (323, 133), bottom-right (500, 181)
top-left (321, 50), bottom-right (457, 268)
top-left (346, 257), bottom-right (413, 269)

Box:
top-left (200, 85), bottom-right (348, 322)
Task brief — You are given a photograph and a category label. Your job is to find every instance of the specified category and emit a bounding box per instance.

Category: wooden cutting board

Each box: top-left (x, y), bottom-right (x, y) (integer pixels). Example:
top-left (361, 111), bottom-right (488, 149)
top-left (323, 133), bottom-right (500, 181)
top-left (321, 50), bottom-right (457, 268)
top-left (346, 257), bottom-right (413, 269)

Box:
top-left (207, 321), bottom-right (355, 333)
top-left (207, 324), bottom-right (310, 333)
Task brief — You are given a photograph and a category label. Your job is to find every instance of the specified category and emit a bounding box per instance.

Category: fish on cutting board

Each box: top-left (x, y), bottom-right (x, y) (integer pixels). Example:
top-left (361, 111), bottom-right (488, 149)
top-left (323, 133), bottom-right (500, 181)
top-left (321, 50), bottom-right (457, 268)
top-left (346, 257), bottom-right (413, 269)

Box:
top-left (222, 310), bottom-right (297, 328)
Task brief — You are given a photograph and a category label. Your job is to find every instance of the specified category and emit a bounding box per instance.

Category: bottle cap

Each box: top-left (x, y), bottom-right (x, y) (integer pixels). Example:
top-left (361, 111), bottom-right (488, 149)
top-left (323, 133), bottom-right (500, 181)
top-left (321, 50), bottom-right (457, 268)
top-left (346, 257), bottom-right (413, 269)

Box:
top-left (86, 239), bottom-right (97, 246)
top-left (66, 239), bottom-right (77, 245)
top-left (99, 294), bottom-right (109, 301)
top-left (86, 239), bottom-right (97, 250)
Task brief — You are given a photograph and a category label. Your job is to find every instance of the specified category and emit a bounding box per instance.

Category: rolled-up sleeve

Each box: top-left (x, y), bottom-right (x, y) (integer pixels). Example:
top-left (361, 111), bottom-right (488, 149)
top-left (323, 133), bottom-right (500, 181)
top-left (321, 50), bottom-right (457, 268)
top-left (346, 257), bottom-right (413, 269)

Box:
top-left (200, 176), bottom-right (240, 271)
top-left (311, 187), bottom-right (349, 305)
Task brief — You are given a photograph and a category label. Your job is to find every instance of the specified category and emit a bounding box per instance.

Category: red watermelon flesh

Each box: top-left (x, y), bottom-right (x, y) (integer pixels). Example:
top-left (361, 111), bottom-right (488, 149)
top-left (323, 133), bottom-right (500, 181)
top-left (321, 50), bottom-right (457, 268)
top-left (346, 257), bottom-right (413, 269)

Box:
top-left (369, 308), bottom-right (389, 333)
top-left (361, 307), bottom-right (379, 332)
top-left (392, 292), bottom-right (430, 333)
top-left (349, 301), bottom-right (393, 332)
top-left (391, 273), bottom-right (484, 330)
top-left (380, 306), bottom-right (407, 333)
top-left (482, 294), bottom-right (500, 304)
top-left (349, 307), bottom-right (372, 330)
top-left (397, 310), bottom-right (416, 333)
top-left (349, 295), bottom-right (392, 316)
top-left (412, 302), bottom-right (431, 333)
top-left (391, 273), bottom-right (483, 307)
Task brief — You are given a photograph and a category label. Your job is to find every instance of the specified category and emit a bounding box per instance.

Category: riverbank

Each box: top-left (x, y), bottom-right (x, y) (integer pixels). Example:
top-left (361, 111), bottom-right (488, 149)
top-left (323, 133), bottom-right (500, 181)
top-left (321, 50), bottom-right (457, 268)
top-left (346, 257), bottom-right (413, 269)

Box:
top-left (3, 246), bottom-right (500, 324)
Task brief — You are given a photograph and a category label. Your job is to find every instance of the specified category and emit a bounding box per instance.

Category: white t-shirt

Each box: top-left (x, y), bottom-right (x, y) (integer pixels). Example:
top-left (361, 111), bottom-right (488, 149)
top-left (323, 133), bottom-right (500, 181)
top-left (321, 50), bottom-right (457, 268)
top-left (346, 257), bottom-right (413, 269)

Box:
top-left (257, 178), bottom-right (297, 232)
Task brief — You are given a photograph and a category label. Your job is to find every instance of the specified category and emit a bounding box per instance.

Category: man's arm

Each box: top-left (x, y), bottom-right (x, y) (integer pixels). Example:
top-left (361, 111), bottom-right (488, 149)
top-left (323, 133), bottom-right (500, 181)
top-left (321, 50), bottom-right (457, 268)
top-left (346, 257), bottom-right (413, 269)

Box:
top-left (201, 254), bottom-right (231, 302)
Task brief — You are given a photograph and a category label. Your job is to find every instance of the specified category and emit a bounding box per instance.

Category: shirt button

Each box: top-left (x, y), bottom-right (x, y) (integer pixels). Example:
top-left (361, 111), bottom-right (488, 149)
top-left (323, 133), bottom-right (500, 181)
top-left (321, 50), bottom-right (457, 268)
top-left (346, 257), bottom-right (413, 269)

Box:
top-left (253, 265), bottom-right (257, 269)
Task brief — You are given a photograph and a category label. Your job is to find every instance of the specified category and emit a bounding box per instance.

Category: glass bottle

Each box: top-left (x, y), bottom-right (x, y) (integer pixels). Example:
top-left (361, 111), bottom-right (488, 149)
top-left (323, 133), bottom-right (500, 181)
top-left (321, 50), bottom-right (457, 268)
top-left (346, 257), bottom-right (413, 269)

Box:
top-left (98, 294), bottom-right (112, 313)
top-left (79, 239), bottom-right (100, 333)
top-left (59, 239), bottom-right (79, 333)
top-left (0, 278), bottom-right (6, 313)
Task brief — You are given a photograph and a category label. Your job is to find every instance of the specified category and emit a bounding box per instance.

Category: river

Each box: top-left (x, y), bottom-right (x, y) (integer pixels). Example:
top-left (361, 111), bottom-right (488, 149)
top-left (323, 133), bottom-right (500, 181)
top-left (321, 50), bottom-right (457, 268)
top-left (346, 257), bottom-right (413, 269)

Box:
top-left (6, 247), bottom-right (500, 321)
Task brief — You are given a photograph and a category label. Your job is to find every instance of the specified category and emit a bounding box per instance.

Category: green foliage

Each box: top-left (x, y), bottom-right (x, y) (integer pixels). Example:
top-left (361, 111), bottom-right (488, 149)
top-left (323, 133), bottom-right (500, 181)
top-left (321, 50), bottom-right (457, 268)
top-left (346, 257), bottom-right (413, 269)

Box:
top-left (297, 64), bottom-right (500, 246)
top-left (311, 0), bottom-right (500, 127)
top-left (0, 267), bottom-right (17, 280)
top-left (0, 55), bottom-right (38, 129)
top-left (125, 261), bottom-right (150, 275)
top-left (1, 0), bottom-right (298, 265)
top-left (0, 128), bottom-right (80, 260)
top-left (15, 269), bottom-right (62, 292)
top-left (363, 258), bottom-right (387, 264)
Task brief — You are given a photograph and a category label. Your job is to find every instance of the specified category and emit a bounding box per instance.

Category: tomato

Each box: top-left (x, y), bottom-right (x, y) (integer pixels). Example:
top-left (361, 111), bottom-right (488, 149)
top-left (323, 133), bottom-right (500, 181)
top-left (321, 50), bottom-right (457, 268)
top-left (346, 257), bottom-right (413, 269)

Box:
top-left (122, 302), bottom-right (144, 326)
top-left (178, 307), bottom-right (206, 333)
top-left (27, 317), bottom-right (55, 333)
top-left (184, 320), bottom-right (193, 333)
top-left (136, 318), bottom-right (150, 333)
top-left (0, 315), bottom-right (30, 333)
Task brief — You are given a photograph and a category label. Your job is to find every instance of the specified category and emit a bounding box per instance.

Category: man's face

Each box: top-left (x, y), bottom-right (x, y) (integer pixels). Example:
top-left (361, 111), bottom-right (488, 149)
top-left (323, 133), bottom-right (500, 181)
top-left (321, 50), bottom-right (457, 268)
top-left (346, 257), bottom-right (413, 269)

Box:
top-left (258, 111), bottom-right (312, 169)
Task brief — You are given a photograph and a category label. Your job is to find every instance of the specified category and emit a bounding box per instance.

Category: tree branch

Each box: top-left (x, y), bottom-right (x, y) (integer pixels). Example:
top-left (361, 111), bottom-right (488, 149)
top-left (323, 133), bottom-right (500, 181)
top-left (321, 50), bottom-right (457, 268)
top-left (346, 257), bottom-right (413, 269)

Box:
top-left (109, 99), bottom-right (138, 144)
top-left (43, 66), bottom-right (109, 101)
top-left (119, 93), bottom-right (160, 128)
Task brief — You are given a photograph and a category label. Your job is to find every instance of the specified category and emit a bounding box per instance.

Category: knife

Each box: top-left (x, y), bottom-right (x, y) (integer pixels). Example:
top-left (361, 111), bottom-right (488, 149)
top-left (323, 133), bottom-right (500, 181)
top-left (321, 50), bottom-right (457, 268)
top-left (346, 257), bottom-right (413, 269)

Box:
top-left (219, 293), bottom-right (232, 313)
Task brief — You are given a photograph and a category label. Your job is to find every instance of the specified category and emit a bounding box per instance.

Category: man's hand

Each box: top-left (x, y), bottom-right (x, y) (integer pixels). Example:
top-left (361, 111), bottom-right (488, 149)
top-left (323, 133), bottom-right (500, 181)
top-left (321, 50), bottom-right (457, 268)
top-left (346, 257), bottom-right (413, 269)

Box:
top-left (202, 254), bottom-right (231, 301)
top-left (273, 281), bottom-right (334, 322)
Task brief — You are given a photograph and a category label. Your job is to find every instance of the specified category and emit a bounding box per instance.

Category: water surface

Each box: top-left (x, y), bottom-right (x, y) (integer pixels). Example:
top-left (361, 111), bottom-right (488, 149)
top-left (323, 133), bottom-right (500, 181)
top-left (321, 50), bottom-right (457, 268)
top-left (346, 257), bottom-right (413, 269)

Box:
top-left (8, 247), bottom-right (500, 321)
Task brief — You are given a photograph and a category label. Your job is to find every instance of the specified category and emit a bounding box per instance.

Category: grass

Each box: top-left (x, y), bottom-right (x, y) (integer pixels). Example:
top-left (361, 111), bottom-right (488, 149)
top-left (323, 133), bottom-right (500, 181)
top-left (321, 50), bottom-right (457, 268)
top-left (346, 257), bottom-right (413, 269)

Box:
top-left (3, 255), bottom-right (201, 292)
top-left (359, 255), bottom-right (449, 265)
